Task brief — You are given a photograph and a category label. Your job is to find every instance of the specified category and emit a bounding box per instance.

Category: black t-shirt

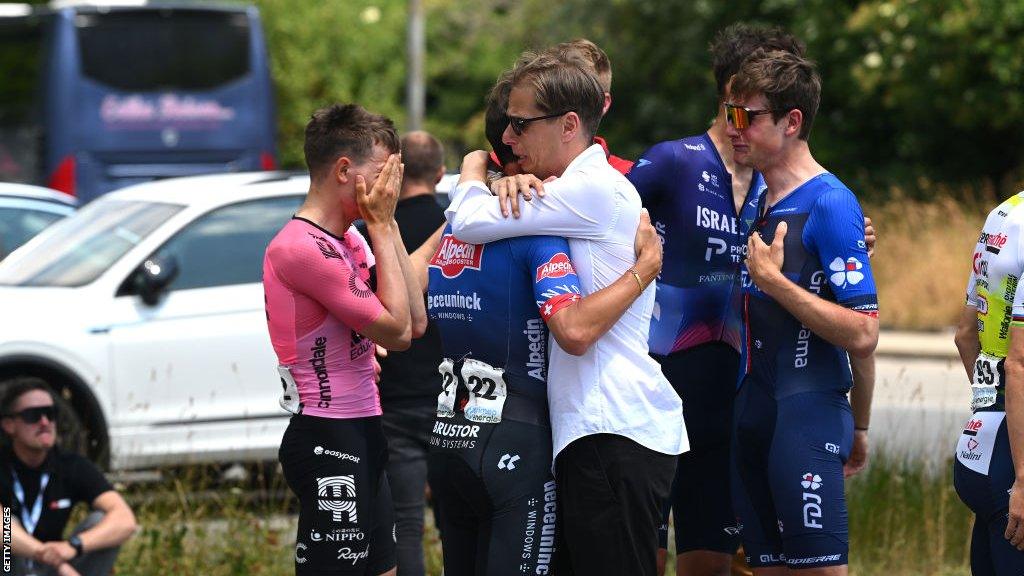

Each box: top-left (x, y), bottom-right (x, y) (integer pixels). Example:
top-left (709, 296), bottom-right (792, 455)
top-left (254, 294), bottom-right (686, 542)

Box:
top-left (0, 447), bottom-right (113, 542)
top-left (357, 193), bottom-right (446, 408)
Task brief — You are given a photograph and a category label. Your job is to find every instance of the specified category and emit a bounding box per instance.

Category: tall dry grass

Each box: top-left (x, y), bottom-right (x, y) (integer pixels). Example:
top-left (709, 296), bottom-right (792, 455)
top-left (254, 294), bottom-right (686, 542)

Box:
top-left (866, 194), bottom-right (987, 331)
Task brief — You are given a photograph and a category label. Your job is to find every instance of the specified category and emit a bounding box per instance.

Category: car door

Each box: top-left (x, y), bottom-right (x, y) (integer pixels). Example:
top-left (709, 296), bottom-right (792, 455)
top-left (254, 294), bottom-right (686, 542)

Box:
top-left (107, 194), bottom-right (301, 465)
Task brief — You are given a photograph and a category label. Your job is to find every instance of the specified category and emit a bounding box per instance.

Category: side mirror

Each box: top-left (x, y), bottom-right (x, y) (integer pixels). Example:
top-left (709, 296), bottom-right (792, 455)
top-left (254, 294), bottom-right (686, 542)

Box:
top-left (135, 255), bottom-right (179, 306)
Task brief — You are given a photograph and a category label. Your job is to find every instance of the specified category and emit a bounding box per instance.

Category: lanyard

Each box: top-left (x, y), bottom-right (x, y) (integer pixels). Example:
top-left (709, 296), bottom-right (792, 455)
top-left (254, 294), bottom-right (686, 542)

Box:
top-left (12, 471), bottom-right (50, 536)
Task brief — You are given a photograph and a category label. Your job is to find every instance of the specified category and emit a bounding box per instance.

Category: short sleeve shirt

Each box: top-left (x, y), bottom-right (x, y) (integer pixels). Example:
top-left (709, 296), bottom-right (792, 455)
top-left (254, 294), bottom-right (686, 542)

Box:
top-left (0, 448), bottom-right (112, 542)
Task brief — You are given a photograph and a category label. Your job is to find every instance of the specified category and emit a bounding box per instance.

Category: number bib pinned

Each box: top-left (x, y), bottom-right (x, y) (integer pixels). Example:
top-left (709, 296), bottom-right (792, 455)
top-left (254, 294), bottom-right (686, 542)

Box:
top-left (972, 353), bottom-right (1004, 411)
top-left (434, 358), bottom-right (509, 423)
top-left (278, 365), bottom-right (301, 414)
top-left (437, 358), bottom-right (457, 418)
top-left (462, 358), bottom-right (508, 424)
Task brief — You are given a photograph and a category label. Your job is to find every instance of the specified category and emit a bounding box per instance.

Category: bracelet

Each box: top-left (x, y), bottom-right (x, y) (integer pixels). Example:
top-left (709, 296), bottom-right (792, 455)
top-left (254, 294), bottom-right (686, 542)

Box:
top-left (854, 426), bottom-right (869, 431)
top-left (628, 268), bottom-right (645, 295)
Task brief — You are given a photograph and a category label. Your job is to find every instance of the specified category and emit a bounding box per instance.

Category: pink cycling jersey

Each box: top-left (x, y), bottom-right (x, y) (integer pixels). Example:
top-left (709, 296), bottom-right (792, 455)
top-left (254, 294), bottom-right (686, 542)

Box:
top-left (263, 217), bottom-right (385, 418)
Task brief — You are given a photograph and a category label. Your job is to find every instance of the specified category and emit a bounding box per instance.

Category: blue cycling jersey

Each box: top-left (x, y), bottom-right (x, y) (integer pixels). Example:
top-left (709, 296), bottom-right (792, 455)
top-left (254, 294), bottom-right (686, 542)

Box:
top-left (740, 173), bottom-right (878, 398)
top-left (427, 225), bottom-right (582, 402)
top-left (628, 132), bottom-right (765, 355)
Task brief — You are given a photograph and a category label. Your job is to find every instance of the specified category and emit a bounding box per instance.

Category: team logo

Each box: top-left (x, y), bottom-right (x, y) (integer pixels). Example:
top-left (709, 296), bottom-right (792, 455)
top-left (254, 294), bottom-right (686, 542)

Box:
top-left (430, 234), bottom-right (484, 278)
top-left (967, 438), bottom-right (980, 451)
top-left (984, 232), bottom-right (1009, 254)
top-left (828, 257), bottom-right (865, 288)
top-left (635, 158), bottom-right (652, 168)
top-left (964, 419), bottom-right (983, 436)
top-left (702, 171), bottom-right (710, 182)
top-left (977, 294), bottom-right (989, 315)
top-left (317, 476), bottom-right (358, 523)
top-left (536, 253), bottom-right (575, 281)
top-left (800, 473), bottom-right (822, 490)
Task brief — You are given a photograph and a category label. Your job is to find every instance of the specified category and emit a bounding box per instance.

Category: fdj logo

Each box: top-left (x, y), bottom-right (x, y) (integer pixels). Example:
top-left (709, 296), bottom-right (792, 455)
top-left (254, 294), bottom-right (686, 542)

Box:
top-left (317, 476), bottom-right (358, 523)
top-left (800, 473), bottom-right (824, 529)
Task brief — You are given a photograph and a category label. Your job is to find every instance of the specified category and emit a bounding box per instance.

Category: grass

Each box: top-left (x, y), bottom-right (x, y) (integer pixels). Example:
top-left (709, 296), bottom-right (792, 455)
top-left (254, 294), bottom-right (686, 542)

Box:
top-left (865, 193), bottom-right (987, 331)
top-left (104, 453), bottom-right (973, 575)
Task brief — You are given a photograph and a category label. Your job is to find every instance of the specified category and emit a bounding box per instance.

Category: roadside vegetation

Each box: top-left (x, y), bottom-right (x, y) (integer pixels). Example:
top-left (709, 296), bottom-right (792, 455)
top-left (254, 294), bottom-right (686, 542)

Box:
top-left (106, 452), bottom-right (969, 575)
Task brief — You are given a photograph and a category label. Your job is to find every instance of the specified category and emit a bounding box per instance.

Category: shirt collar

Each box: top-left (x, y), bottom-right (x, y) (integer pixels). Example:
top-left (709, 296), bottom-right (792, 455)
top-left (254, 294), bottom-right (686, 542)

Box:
top-left (562, 143), bottom-right (609, 176)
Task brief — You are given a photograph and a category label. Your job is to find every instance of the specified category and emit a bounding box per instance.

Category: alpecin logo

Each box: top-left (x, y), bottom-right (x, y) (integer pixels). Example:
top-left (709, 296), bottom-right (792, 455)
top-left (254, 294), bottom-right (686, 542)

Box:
top-left (430, 234), bottom-right (484, 278)
top-left (536, 253), bottom-right (575, 281)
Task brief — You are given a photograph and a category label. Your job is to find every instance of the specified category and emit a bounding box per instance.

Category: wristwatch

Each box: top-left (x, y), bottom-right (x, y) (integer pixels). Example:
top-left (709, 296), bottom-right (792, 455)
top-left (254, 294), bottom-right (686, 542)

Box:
top-left (67, 534), bottom-right (84, 558)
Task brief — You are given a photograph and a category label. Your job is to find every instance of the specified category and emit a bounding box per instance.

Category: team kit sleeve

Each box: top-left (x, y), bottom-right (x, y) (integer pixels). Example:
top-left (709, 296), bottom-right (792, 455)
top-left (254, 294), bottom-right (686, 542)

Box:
top-left (524, 237), bottom-right (583, 321)
top-left (626, 141), bottom-right (676, 209)
top-left (445, 173), bottom-right (621, 245)
top-left (965, 235), bottom-right (983, 307)
top-left (271, 238), bottom-right (385, 332)
top-left (805, 188), bottom-right (879, 316)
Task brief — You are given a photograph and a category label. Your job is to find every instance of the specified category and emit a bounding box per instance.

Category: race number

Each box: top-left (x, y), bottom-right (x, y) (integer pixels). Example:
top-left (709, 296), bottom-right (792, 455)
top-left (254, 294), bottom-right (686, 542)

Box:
top-left (462, 358), bottom-right (508, 424)
top-left (436, 358), bottom-right (457, 417)
top-left (972, 353), bottom-right (1003, 410)
top-left (278, 365), bottom-right (301, 414)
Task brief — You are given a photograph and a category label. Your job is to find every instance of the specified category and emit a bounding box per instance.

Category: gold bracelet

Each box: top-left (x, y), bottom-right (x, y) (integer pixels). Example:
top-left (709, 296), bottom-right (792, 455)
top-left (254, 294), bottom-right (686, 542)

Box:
top-left (628, 268), bottom-right (645, 295)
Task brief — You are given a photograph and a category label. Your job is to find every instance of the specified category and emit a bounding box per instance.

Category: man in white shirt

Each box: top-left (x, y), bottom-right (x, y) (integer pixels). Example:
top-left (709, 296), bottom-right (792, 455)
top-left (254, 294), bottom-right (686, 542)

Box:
top-left (445, 50), bottom-right (688, 576)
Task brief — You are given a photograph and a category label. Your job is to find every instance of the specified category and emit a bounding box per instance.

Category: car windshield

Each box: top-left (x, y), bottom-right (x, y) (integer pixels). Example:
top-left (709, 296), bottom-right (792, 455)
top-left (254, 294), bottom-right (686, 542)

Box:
top-left (0, 199), bottom-right (182, 287)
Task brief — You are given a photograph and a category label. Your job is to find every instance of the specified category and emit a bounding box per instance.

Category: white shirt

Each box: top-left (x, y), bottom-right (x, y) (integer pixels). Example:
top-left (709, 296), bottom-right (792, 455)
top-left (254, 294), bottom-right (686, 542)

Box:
top-left (445, 144), bottom-right (689, 462)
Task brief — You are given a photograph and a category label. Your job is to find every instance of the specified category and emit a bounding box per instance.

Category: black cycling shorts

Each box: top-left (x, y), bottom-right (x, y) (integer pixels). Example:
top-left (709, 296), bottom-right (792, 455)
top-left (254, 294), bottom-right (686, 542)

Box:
top-left (954, 411), bottom-right (1024, 576)
top-left (279, 414), bottom-right (396, 575)
top-left (654, 342), bottom-right (741, 554)
top-left (427, 409), bottom-right (557, 576)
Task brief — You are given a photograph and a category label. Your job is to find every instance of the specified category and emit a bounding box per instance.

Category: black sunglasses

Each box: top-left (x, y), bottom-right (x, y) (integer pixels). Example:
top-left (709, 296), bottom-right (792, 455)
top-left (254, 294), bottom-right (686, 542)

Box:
top-left (508, 111), bottom-right (573, 136)
top-left (6, 406), bottom-right (56, 424)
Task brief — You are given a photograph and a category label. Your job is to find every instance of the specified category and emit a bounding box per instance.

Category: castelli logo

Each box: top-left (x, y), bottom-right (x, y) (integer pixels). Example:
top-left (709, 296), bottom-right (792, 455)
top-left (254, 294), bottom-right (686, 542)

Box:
top-left (536, 252), bottom-right (575, 281)
top-left (430, 234), bottom-right (484, 278)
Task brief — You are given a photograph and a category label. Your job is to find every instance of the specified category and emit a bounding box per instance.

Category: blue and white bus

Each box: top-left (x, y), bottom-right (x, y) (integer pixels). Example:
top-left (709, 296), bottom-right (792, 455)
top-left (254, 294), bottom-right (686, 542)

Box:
top-left (0, 2), bottom-right (277, 202)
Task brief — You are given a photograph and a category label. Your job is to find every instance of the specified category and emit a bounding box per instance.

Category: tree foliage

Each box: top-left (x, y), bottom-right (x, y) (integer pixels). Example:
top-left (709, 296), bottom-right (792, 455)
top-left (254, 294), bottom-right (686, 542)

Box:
top-left (254, 0), bottom-right (1024, 200)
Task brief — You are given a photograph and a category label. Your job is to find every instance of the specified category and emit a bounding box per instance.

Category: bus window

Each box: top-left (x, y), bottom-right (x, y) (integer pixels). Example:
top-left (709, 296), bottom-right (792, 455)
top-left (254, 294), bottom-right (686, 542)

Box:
top-left (0, 14), bottom-right (45, 184)
top-left (76, 10), bottom-right (251, 91)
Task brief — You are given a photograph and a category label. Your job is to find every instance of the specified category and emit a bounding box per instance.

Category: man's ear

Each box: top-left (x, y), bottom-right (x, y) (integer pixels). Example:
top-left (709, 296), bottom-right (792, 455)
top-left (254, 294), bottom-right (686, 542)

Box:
top-left (434, 166), bottom-right (445, 186)
top-left (602, 92), bottom-right (612, 116)
top-left (333, 156), bottom-right (353, 184)
top-left (785, 109), bottom-right (803, 138)
top-left (1, 418), bottom-right (14, 437)
top-left (562, 112), bottom-right (581, 143)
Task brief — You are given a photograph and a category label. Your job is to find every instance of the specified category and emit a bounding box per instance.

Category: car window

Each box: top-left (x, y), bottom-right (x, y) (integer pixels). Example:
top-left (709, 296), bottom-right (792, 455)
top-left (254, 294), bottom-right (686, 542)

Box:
top-left (0, 199), bottom-right (182, 287)
top-left (153, 195), bottom-right (302, 291)
top-left (0, 207), bottom-right (68, 258)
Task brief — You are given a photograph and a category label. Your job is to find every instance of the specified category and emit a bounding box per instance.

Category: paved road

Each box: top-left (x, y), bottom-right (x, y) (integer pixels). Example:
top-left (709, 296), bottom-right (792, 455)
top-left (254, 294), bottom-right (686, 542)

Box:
top-left (872, 331), bottom-right (968, 467)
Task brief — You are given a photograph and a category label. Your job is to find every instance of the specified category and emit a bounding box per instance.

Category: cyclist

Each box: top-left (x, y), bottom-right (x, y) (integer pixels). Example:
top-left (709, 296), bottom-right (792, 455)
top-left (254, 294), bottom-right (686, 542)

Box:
top-left (730, 49), bottom-right (879, 574)
top-left (447, 52), bottom-right (687, 575)
top-left (427, 78), bottom-right (663, 576)
top-left (263, 103), bottom-right (426, 576)
top-left (953, 191), bottom-right (1024, 575)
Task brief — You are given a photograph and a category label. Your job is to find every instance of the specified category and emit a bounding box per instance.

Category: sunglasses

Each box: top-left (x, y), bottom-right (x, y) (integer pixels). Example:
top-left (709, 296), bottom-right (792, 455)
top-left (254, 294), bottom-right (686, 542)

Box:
top-left (508, 111), bottom-right (573, 136)
top-left (724, 103), bottom-right (774, 129)
top-left (7, 406), bottom-right (56, 424)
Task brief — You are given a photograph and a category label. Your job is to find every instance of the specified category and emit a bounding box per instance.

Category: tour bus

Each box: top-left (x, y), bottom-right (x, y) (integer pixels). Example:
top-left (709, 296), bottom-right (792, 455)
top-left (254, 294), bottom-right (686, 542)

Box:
top-left (0, 2), bottom-right (277, 202)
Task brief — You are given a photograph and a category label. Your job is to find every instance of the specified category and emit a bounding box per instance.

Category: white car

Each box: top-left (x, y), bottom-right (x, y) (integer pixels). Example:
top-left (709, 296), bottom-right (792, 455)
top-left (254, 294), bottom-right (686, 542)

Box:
top-left (0, 172), bottom-right (311, 470)
top-left (0, 183), bottom-right (76, 259)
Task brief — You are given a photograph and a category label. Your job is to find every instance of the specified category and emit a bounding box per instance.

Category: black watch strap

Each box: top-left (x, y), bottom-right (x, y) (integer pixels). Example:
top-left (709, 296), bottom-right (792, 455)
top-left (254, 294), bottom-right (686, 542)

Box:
top-left (68, 535), bottom-right (84, 557)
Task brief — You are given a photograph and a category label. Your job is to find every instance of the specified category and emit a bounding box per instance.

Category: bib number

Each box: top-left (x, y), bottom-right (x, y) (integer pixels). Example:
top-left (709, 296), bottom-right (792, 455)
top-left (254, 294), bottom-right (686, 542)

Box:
top-left (462, 358), bottom-right (507, 424)
top-left (437, 359), bottom-right (457, 418)
top-left (278, 365), bottom-right (301, 414)
top-left (972, 353), bottom-right (1003, 410)
top-left (435, 358), bottom-right (508, 423)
